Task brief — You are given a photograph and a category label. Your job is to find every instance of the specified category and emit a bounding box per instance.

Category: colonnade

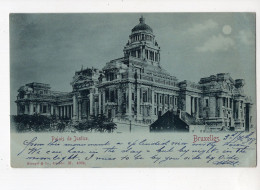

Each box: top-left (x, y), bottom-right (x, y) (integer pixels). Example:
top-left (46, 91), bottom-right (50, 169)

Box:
top-left (58, 105), bottom-right (73, 119)
top-left (126, 85), bottom-right (177, 118)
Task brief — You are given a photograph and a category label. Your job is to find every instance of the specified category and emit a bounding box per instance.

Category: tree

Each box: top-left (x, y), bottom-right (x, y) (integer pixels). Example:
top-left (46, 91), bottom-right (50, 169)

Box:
top-left (12, 114), bottom-right (52, 132)
top-left (73, 114), bottom-right (117, 132)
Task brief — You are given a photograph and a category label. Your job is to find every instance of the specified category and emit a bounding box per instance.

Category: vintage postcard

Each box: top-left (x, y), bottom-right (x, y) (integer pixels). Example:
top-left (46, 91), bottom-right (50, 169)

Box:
top-left (10, 13), bottom-right (256, 167)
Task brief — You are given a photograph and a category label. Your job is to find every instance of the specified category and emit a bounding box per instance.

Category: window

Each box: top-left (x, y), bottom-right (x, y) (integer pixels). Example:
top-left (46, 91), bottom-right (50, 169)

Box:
top-left (138, 50), bottom-right (141, 58)
top-left (143, 92), bottom-right (147, 102)
top-left (175, 98), bottom-right (177, 105)
top-left (160, 95), bottom-right (162, 104)
top-left (110, 73), bottom-right (114, 81)
top-left (132, 93), bottom-right (134, 101)
top-left (43, 105), bottom-right (47, 113)
top-left (105, 89), bottom-right (109, 102)
top-left (110, 91), bottom-right (115, 102)
top-left (154, 95), bottom-right (157, 103)
top-left (123, 93), bottom-right (126, 102)
top-left (205, 99), bottom-right (209, 107)
top-left (154, 108), bottom-right (157, 115)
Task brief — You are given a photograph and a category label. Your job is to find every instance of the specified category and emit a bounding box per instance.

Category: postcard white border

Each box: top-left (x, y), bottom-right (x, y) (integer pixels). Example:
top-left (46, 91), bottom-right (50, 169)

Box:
top-left (1, 0), bottom-right (259, 189)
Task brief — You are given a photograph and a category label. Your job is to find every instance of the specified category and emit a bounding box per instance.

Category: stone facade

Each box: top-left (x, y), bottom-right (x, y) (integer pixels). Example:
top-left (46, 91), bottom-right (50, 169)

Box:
top-left (15, 16), bottom-right (253, 132)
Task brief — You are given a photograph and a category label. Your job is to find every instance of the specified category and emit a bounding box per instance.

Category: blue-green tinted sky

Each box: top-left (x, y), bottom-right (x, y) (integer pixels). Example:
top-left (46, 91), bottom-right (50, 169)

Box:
top-left (10, 13), bottom-right (256, 114)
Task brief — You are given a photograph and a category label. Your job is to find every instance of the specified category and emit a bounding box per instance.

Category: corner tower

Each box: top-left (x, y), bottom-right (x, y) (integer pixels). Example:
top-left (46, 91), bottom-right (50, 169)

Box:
top-left (123, 16), bottom-right (161, 67)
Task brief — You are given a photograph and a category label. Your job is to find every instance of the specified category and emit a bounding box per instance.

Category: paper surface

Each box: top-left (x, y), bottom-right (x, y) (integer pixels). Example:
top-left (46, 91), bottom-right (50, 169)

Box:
top-left (10, 13), bottom-right (256, 168)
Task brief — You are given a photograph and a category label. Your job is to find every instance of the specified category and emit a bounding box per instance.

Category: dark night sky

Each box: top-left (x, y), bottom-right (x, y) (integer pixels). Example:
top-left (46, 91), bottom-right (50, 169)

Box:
top-left (10, 13), bottom-right (256, 114)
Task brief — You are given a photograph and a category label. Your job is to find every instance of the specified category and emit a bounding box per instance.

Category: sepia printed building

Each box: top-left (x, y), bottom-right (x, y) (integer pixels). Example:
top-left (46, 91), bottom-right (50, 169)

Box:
top-left (15, 16), bottom-right (253, 132)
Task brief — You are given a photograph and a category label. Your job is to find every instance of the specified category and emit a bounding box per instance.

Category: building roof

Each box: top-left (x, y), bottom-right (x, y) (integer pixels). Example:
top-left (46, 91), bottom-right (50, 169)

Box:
top-left (150, 110), bottom-right (189, 132)
top-left (131, 16), bottom-right (153, 33)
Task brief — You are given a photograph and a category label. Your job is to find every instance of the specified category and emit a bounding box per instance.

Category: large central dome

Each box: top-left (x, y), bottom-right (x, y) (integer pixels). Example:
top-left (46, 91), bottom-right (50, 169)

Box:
top-left (131, 16), bottom-right (153, 33)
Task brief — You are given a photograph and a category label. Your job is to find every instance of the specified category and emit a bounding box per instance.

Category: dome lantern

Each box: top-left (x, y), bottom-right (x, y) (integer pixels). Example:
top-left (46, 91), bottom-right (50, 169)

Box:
top-left (131, 16), bottom-right (153, 33)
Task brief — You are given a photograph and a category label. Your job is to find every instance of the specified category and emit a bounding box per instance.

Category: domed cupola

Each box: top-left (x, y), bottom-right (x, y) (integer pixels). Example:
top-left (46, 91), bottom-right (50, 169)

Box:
top-left (123, 16), bottom-right (161, 67)
top-left (131, 16), bottom-right (153, 33)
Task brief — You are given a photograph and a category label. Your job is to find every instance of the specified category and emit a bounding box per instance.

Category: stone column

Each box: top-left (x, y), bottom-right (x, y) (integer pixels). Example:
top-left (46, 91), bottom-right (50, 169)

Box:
top-left (17, 104), bottom-right (20, 115)
top-left (209, 97), bottom-right (216, 117)
top-left (24, 104), bottom-right (28, 114)
top-left (190, 97), bottom-right (194, 115)
top-left (192, 97), bottom-right (195, 115)
top-left (50, 105), bottom-right (53, 115)
top-left (117, 89), bottom-right (121, 115)
top-left (89, 92), bottom-right (93, 116)
top-left (70, 105), bottom-right (73, 118)
top-left (233, 100), bottom-right (236, 118)
top-left (95, 102), bottom-right (98, 116)
top-left (29, 103), bottom-right (34, 115)
top-left (162, 94), bottom-right (165, 113)
top-left (141, 47), bottom-right (145, 59)
top-left (197, 98), bottom-right (199, 118)
top-left (168, 95), bottom-right (171, 108)
top-left (36, 104), bottom-right (40, 114)
top-left (73, 95), bottom-right (78, 120)
top-left (136, 87), bottom-right (140, 118)
top-left (151, 90), bottom-right (155, 115)
top-left (102, 92), bottom-right (106, 115)
top-left (60, 107), bottom-right (62, 118)
top-left (186, 95), bottom-right (191, 115)
top-left (173, 96), bottom-right (176, 109)
top-left (218, 97), bottom-right (223, 118)
top-left (78, 100), bottom-right (82, 120)
top-left (128, 83), bottom-right (132, 117)
top-left (237, 101), bottom-right (241, 119)
top-left (64, 106), bottom-right (66, 118)
top-left (99, 93), bottom-right (102, 114)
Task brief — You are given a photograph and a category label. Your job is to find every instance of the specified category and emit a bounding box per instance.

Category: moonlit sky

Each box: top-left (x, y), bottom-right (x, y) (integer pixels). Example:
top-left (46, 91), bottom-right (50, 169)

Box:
top-left (10, 13), bottom-right (256, 114)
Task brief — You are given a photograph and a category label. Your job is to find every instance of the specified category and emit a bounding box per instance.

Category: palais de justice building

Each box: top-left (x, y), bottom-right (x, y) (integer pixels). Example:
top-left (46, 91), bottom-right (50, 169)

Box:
top-left (15, 16), bottom-right (253, 132)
